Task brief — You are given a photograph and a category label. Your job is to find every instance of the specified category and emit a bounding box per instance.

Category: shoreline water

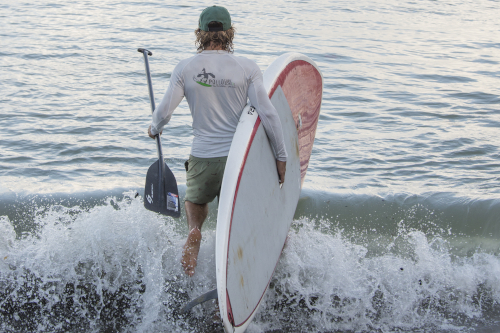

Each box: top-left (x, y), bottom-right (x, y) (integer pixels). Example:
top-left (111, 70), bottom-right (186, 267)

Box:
top-left (1, 188), bottom-right (499, 332)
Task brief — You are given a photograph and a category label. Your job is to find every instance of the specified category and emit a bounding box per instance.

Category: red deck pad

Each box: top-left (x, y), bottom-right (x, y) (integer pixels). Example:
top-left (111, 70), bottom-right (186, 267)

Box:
top-left (269, 60), bottom-right (322, 183)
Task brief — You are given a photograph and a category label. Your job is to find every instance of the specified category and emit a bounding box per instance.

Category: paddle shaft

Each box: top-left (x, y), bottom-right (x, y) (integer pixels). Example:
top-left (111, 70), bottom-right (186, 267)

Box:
top-left (138, 48), bottom-right (165, 203)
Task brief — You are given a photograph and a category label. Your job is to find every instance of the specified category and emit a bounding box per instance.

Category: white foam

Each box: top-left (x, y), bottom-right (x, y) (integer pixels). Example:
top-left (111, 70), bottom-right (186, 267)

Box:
top-left (1, 195), bottom-right (499, 332)
top-left (0, 215), bottom-right (16, 270)
top-left (251, 218), bottom-right (500, 332)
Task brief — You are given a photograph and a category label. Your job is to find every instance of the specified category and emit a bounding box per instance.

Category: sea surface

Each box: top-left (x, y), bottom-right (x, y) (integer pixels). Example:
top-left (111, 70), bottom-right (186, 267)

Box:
top-left (1, 0), bottom-right (500, 332)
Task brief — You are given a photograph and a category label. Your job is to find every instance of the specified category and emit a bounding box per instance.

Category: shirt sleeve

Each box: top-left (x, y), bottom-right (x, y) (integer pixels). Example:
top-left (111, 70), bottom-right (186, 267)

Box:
top-left (247, 64), bottom-right (288, 162)
top-left (150, 62), bottom-right (185, 136)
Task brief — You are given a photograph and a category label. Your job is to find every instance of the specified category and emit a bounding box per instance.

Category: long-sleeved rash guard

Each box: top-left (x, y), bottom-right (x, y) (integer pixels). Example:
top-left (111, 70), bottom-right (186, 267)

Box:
top-left (150, 50), bottom-right (287, 162)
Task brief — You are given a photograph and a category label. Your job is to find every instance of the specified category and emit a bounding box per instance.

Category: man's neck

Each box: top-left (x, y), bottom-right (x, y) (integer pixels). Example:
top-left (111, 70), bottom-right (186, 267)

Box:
top-left (204, 43), bottom-right (224, 51)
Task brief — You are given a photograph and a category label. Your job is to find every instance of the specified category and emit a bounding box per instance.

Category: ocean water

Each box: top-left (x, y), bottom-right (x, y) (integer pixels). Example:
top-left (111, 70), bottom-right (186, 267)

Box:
top-left (1, 0), bottom-right (499, 332)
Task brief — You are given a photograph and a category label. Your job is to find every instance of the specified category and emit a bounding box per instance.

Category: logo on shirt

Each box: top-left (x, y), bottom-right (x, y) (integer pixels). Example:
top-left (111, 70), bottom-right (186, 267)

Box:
top-left (193, 68), bottom-right (235, 88)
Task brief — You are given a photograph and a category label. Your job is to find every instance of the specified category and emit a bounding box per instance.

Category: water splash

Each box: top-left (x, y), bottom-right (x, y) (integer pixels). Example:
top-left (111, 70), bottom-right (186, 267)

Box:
top-left (255, 218), bottom-right (500, 333)
top-left (1, 192), bottom-right (499, 332)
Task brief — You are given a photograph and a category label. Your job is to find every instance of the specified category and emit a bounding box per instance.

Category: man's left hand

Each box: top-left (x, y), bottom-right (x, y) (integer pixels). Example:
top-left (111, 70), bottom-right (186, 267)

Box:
top-left (276, 160), bottom-right (286, 185)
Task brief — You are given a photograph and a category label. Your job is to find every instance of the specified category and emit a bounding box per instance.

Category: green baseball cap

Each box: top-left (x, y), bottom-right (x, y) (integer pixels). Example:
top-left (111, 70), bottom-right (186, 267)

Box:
top-left (199, 5), bottom-right (231, 32)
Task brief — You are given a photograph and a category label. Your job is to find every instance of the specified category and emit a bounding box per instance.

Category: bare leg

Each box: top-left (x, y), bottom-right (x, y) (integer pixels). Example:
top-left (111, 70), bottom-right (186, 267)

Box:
top-left (182, 201), bottom-right (208, 276)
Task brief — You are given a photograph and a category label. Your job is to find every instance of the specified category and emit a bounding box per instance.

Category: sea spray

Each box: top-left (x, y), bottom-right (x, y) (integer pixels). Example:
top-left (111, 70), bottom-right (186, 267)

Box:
top-left (253, 218), bottom-right (500, 332)
top-left (1, 192), bottom-right (499, 332)
top-left (1, 192), bottom-right (175, 332)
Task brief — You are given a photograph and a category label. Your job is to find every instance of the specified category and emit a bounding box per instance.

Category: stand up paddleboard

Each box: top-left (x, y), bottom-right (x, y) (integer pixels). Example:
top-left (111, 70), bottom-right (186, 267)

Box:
top-left (214, 53), bottom-right (323, 332)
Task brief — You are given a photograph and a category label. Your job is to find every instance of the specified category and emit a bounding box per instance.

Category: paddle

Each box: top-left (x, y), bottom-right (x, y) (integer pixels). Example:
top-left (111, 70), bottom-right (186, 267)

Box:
top-left (138, 48), bottom-right (180, 218)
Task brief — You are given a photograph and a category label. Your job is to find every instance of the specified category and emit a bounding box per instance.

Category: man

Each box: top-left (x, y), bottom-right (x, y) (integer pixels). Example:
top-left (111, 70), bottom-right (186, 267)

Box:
top-left (148, 5), bottom-right (287, 277)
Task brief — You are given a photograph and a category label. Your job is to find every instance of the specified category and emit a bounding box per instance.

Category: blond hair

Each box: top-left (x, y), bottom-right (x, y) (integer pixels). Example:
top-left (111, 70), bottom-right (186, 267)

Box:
top-left (195, 26), bottom-right (235, 53)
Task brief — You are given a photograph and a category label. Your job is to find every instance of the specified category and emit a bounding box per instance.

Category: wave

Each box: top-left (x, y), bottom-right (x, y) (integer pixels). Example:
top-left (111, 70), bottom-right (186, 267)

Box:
top-left (0, 189), bottom-right (499, 332)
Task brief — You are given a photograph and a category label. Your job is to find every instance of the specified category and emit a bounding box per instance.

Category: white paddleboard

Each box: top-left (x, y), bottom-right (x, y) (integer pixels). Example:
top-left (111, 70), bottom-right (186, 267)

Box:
top-left (216, 53), bottom-right (323, 333)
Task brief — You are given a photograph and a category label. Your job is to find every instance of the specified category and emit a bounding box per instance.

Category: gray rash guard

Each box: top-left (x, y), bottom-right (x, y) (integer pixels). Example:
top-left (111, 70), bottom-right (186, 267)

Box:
top-left (150, 50), bottom-right (287, 161)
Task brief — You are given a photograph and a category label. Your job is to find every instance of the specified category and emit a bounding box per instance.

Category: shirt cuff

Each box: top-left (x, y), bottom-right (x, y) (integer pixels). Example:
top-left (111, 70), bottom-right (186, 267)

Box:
top-left (150, 124), bottom-right (161, 136)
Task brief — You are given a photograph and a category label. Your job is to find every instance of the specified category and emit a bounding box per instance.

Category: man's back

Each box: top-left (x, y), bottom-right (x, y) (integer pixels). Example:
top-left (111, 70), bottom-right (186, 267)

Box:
top-left (173, 51), bottom-right (261, 157)
top-left (153, 50), bottom-right (287, 160)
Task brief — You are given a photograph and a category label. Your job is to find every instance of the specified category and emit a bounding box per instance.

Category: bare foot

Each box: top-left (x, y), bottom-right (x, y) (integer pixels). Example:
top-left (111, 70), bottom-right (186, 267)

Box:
top-left (181, 227), bottom-right (202, 276)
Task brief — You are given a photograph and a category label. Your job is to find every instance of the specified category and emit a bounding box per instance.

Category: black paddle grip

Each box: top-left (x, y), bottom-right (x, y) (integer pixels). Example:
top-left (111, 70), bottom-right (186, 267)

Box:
top-left (138, 48), bottom-right (152, 56)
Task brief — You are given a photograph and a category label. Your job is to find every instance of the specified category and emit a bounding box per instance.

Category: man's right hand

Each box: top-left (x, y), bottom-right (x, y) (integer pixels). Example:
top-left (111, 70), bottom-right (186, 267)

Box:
top-left (276, 160), bottom-right (286, 185)
top-left (148, 125), bottom-right (162, 139)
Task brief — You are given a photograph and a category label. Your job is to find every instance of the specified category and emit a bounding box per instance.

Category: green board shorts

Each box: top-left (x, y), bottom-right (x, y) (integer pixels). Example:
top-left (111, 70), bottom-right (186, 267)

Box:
top-left (184, 155), bottom-right (228, 205)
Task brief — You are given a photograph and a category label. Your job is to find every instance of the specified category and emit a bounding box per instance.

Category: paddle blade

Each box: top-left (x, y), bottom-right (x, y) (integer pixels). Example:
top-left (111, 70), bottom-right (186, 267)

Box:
top-left (181, 288), bottom-right (218, 313)
top-left (144, 160), bottom-right (181, 218)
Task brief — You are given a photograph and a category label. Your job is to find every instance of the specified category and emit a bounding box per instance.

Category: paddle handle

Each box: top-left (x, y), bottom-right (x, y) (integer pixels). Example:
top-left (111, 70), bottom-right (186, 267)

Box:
top-left (138, 48), bottom-right (165, 199)
top-left (138, 48), bottom-right (164, 156)
top-left (138, 48), bottom-right (156, 114)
